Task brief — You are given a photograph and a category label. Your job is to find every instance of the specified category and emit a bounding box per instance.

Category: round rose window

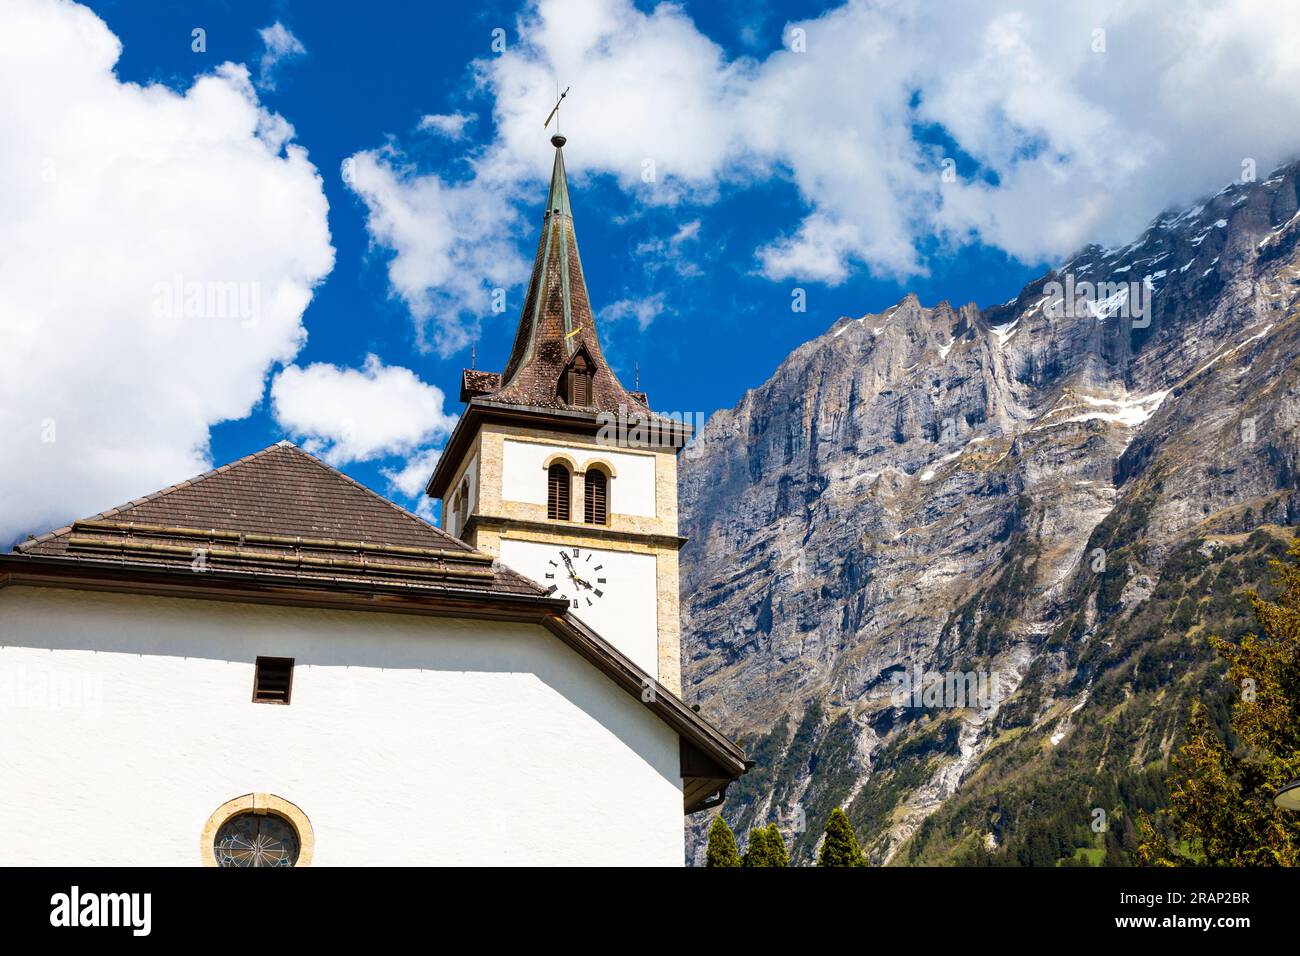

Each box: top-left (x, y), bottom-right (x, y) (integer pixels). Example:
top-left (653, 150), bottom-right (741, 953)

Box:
top-left (213, 812), bottom-right (300, 867)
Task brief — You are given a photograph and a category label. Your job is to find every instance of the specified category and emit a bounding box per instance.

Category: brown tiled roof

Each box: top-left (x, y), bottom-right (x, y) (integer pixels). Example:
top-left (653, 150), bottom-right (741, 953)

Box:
top-left (461, 368), bottom-right (502, 402)
top-left (483, 136), bottom-right (649, 416)
top-left (15, 441), bottom-right (543, 598)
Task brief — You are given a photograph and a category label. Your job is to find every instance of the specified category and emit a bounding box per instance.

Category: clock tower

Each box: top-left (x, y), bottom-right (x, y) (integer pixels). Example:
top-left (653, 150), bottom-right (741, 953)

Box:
top-left (425, 133), bottom-right (691, 694)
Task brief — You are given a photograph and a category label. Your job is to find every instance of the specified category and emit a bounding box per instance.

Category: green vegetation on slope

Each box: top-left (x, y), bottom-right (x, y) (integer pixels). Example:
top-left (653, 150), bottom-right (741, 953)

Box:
top-left (1139, 537), bottom-right (1300, 865)
top-left (709, 524), bottom-right (1294, 866)
top-left (898, 527), bottom-right (1291, 866)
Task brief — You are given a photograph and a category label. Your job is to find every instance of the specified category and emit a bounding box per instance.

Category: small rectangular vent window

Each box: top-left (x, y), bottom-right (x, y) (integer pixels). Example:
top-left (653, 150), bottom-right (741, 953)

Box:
top-left (253, 656), bottom-right (294, 704)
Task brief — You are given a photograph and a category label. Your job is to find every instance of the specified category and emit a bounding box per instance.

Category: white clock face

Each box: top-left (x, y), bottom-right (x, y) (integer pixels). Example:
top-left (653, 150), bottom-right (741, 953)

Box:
top-left (543, 546), bottom-right (609, 610)
top-left (499, 538), bottom-right (658, 676)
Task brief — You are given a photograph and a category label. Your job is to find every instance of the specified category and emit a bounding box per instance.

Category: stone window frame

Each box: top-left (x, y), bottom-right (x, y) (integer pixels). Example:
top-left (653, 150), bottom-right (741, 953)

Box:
top-left (580, 459), bottom-right (617, 526)
top-left (542, 453), bottom-right (577, 521)
top-left (199, 792), bottom-right (315, 867)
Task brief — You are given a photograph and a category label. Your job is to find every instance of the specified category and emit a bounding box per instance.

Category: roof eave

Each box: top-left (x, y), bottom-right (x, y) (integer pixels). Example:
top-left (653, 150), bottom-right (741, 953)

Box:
top-left (0, 550), bottom-right (555, 612)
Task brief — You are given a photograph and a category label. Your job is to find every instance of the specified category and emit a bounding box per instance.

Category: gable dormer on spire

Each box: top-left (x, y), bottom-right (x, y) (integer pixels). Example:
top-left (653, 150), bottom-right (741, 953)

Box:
top-left (483, 134), bottom-right (644, 414)
top-left (559, 344), bottom-right (596, 406)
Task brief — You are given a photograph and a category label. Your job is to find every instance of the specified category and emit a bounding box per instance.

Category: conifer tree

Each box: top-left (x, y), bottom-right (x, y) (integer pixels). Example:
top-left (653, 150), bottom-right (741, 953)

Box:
top-left (765, 823), bottom-right (789, 867)
top-left (743, 826), bottom-right (772, 866)
top-left (817, 807), bottom-right (867, 866)
top-left (705, 815), bottom-right (742, 867)
top-left (1138, 538), bottom-right (1300, 865)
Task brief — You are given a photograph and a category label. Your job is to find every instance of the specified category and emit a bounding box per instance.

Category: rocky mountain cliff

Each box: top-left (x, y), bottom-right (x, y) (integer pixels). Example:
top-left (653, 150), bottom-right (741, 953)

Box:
top-left (681, 161), bottom-right (1300, 865)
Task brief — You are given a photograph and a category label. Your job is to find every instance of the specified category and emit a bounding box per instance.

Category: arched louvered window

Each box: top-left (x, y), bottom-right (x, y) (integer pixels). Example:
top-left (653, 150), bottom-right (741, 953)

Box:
top-left (584, 468), bottom-right (608, 525)
top-left (447, 490), bottom-right (460, 533)
top-left (457, 479), bottom-right (469, 529)
top-left (564, 353), bottom-right (593, 406)
top-left (546, 462), bottom-right (571, 521)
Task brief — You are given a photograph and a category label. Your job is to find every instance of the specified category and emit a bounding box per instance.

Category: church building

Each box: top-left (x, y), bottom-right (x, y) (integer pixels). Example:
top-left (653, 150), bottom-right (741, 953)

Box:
top-left (0, 134), bottom-right (745, 867)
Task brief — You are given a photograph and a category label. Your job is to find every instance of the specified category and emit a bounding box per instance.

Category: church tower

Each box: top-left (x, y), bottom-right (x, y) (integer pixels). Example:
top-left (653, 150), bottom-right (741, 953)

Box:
top-left (425, 134), bottom-right (691, 694)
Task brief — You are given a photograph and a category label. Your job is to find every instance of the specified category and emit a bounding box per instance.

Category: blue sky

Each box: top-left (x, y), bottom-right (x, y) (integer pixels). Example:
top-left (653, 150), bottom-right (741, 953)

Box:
top-left (5, 0), bottom-right (1299, 543)
top-left (91, 0), bottom-right (1040, 505)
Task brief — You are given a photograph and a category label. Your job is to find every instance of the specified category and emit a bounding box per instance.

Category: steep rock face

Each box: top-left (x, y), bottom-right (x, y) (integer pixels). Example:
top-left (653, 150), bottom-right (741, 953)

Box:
top-left (681, 162), bottom-right (1300, 865)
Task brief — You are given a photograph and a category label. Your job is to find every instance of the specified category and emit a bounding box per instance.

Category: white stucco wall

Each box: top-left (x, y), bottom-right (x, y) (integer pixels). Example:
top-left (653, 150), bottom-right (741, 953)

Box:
top-left (497, 539), bottom-right (659, 678)
top-left (500, 439), bottom-right (657, 517)
top-left (0, 586), bottom-right (684, 866)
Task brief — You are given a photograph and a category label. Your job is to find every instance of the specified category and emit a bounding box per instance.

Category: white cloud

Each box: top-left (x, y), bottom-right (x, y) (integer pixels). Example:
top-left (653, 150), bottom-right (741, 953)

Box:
top-left (256, 21), bottom-right (306, 91)
top-left (756, 214), bottom-right (866, 285)
top-left (0, 0), bottom-right (333, 546)
top-left (341, 147), bottom-right (528, 356)
top-left (476, 0), bottom-right (745, 205)
top-left (271, 354), bottom-right (457, 465)
top-left (635, 219), bottom-right (704, 278)
top-left (600, 292), bottom-right (666, 332)
top-left (350, 0), bottom-right (1300, 335)
top-left (381, 447), bottom-right (442, 500)
top-left (418, 112), bottom-right (475, 139)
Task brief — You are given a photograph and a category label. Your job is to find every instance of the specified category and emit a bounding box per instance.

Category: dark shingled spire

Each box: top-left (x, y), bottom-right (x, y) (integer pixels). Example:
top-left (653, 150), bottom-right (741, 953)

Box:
top-left (481, 135), bottom-right (647, 414)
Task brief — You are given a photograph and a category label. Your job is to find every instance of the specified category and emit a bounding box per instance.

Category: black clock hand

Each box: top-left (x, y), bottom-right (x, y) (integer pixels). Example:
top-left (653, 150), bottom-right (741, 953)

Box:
top-left (558, 552), bottom-right (599, 594)
top-left (559, 551), bottom-right (588, 591)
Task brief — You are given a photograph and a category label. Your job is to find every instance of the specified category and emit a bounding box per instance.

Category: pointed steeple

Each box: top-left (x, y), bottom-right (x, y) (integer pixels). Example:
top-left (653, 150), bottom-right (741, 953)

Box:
top-left (482, 134), bottom-right (644, 413)
top-left (544, 134), bottom-right (573, 220)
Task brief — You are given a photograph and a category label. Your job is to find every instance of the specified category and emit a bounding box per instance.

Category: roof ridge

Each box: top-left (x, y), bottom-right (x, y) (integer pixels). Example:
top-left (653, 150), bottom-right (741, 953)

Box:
top-left (280, 443), bottom-right (483, 557)
top-left (14, 441), bottom-right (291, 553)
top-left (256, 445), bottom-right (549, 595)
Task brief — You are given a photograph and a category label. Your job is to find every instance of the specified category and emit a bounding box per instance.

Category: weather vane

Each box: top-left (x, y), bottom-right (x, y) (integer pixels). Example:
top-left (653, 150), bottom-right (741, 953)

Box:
top-left (544, 85), bottom-right (570, 133)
